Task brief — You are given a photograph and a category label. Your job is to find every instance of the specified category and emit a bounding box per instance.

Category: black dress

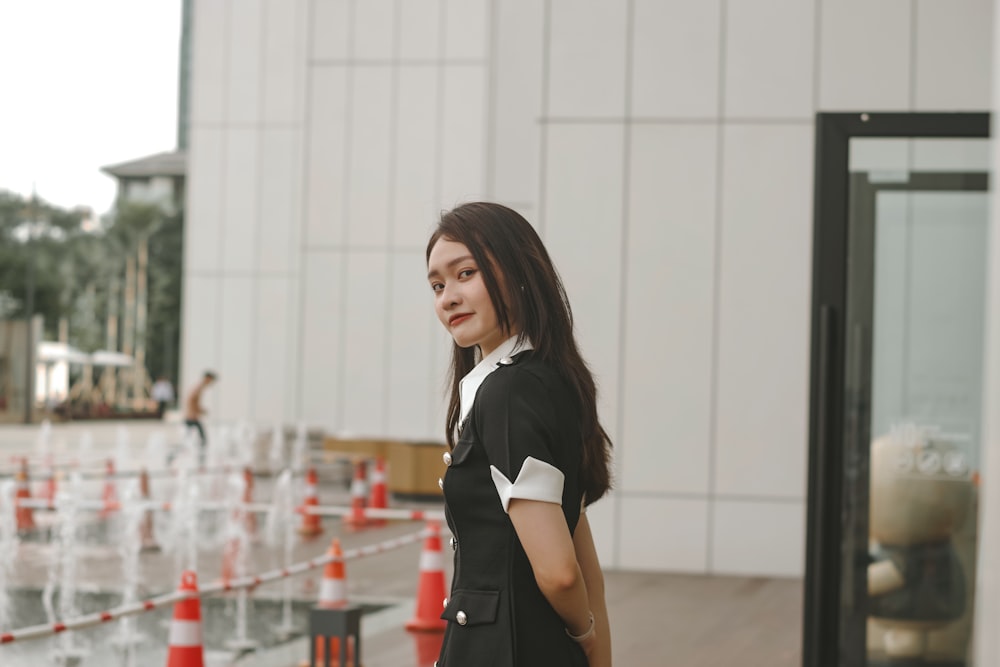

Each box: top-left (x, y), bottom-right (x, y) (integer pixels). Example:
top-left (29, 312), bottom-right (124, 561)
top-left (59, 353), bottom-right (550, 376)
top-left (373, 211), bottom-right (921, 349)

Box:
top-left (437, 350), bottom-right (588, 667)
top-left (868, 541), bottom-right (966, 622)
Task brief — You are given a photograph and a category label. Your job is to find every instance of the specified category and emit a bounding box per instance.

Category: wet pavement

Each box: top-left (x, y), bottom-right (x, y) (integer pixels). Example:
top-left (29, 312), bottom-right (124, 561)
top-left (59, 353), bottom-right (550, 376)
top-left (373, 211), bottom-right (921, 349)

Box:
top-left (0, 419), bottom-right (803, 666)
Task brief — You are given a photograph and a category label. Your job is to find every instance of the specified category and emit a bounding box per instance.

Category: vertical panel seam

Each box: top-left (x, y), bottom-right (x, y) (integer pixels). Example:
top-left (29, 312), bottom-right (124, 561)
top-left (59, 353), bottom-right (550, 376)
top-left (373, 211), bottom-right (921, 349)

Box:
top-left (909, 0), bottom-right (918, 110)
top-left (707, 0), bottom-right (729, 574)
top-left (383, 0), bottom-right (403, 435)
top-left (537, 0), bottom-right (552, 237)
top-left (812, 0), bottom-right (822, 113)
top-left (428, 0), bottom-right (449, 428)
top-left (611, 0), bottom-right (636, 572)
top-left (248, 0), bottom-right (268, 419)
top-left (215, 0), bottom-right (233, 419)
top-left (335, 0), bottom-right (359, 430)
top-left (485, 0), bottom-right (499, 198)
top-left (293, 0), bottom-right (316, 422)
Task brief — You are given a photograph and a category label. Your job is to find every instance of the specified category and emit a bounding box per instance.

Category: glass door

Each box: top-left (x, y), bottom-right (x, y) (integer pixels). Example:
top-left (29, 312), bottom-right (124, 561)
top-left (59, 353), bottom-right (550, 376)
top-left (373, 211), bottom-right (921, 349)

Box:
top-left (804, 114), bottom-right (990, 667)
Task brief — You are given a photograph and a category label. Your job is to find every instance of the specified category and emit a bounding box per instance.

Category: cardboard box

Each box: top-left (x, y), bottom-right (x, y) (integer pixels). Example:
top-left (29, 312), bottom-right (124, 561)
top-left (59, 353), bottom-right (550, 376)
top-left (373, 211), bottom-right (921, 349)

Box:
top-left (387, 440), bottom-right (448, 498)
top-left (322, 437), bottom-right (447, 498)
top-left (322, 437), bottom-right (389, 460)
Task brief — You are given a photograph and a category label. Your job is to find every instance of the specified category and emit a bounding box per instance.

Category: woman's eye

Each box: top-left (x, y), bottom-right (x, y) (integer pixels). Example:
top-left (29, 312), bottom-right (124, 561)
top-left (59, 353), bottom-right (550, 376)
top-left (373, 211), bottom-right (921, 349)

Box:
top-left (458, 269), bottom-right (476, 279)
top-left (431, 282), bottom-right (444, 293)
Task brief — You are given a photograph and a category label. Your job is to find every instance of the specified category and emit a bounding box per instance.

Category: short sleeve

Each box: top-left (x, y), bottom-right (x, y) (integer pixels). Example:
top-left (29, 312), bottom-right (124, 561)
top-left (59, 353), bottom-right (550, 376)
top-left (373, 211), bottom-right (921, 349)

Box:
top-left (476, 368), bottom-right (565, 514)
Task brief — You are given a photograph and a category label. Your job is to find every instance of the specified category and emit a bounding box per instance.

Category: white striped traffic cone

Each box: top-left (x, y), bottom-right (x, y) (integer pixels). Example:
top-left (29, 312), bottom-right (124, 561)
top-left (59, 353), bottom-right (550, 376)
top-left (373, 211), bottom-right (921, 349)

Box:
top-left (318, 538), bottom-right (347, 608)
top-left (15, 459), bottom-right (35, 534)
top-left (166, 570), bottom-right (204, 667)
top-left (100, 458), bottom-right (118, 518)
top-left (343, 459), bottom-right (369, 530)
top-left (368, 457), bottom-right (388, 527)
top-left (242, 467), bottom-right (257, 538)
top-left (41, 457), bottom-right (57, 504)
top-left (298, 467), bottom-right (323, 536)
top-left (406, 522), bottom-right (448, 632)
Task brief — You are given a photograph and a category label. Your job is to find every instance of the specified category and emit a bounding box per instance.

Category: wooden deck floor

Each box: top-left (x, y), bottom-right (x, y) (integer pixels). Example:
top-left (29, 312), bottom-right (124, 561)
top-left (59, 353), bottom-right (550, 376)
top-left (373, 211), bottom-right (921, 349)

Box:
top-left (359, 570), bottom-right (803, 666)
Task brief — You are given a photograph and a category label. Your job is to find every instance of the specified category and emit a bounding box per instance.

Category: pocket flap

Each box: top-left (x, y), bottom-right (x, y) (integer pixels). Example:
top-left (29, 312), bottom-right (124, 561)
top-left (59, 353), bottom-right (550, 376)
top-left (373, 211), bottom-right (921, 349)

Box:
top-left (440, 589), bottom-right (500, 626)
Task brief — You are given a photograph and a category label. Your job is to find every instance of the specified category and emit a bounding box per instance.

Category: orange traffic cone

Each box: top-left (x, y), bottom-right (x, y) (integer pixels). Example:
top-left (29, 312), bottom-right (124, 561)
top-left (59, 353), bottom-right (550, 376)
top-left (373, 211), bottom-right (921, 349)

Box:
top-left (139, 469), bottom-right (160, 552)
top-left (242, 467), bottom-right (257, 538)
top-left (368, 457), bottom-right (388, 527)
top-left (221, 537), bottom-right (240, 584)
top-left (411, 631), bottom-right (444, 667)
top-left (100, 458), bottom-right (118, 518)
top-left (298, 468), bottom-right (323, 536)
top-left (15, 459), bottom-right (35, 534)
top-left (318, 538), bottom-right (347, 608)
top-left (306, 538), bottom-right (351, 667)
top-left (166, 571), bottom-right (205, 667)
top-left (39, 456), bottom-right (57, 504)
top-left (41, 469), bottom-right (57, 505)
top-left (405, 522), bottom-right (448, 632)
top-left (343, 459), bottom-right (369, 530)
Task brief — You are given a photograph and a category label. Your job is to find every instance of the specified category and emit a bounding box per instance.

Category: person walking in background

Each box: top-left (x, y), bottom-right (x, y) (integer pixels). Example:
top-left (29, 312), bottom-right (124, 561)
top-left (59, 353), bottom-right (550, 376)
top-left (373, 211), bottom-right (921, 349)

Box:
top-left (426, 202), bottom-right (613, 666)
top-left (184, 370), bottom-right (217, 465)
top-left (150, 375), bottom-right (175, 419)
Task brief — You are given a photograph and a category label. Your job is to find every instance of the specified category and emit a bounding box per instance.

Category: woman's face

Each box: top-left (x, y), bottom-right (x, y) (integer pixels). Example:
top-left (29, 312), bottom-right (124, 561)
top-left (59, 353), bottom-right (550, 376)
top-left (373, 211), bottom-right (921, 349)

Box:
top-left (427, 238), bottom-right (507, 357)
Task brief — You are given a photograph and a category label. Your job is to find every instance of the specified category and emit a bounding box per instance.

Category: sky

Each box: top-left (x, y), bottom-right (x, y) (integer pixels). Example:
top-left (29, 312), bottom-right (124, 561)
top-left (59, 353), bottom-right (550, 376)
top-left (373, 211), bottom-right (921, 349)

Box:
top-left (0, 0), bottom-right (181, 217)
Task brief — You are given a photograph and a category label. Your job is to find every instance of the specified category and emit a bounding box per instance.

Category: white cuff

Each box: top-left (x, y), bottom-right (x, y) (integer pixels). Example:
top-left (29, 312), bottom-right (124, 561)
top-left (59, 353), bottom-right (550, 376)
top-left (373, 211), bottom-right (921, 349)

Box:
top-left (490, 457), bottom-right (564, 514)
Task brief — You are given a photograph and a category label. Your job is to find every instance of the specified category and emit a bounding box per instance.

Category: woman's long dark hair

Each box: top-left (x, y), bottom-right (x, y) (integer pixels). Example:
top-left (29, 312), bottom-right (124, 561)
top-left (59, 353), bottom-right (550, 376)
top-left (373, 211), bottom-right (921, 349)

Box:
top-left (426, 202), bottom-right (612, 504)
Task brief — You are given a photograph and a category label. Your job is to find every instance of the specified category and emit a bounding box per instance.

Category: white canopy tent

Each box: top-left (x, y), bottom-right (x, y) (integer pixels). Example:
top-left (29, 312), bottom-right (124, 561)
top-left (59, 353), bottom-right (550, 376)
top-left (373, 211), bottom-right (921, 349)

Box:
top-left (35, 342), bottom-right (90, 405)
top-left (89, 350), bottom-right (135, 367)
top-left (37, 346), bottom-right (138, 412)
top-left (36, 342), bottom-right (91, 365)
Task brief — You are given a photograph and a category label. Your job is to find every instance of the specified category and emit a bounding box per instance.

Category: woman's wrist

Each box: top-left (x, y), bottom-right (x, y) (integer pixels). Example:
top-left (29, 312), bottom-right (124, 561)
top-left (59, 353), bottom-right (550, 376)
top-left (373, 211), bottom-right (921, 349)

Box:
top-left (565, 611), bottom-right (595, 642)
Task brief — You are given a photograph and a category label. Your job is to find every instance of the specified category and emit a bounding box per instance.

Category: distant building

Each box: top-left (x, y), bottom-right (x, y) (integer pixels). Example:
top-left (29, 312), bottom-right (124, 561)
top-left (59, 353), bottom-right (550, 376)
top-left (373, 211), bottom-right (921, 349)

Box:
top-left (101, 0), bottom-right (191, 209)
top-left (100, 150), bottom-right (186, 212)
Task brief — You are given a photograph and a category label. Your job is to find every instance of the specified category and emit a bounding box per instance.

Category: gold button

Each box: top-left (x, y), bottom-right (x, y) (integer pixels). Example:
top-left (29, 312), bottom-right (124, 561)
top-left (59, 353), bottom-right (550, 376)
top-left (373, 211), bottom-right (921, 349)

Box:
top-left (443, 597), bottom-right (449, 608)
top-left (443, 452), bottom-right (452, 466)
top-left (456, 610), bottom-right (468, 625)
top-left (438, 477), bottom-right (444, 490)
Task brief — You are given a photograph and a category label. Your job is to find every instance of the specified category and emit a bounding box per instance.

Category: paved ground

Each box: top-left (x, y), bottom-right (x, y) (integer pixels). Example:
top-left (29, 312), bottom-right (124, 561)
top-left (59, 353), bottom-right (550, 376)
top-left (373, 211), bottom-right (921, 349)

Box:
top-left (0, 420), bottom-right (803, 666)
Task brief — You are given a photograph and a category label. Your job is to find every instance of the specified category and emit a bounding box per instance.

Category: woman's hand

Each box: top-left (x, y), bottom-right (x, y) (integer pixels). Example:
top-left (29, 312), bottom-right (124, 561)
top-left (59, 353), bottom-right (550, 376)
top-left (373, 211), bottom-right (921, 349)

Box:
top-left (579, 629), bottom-right (598, 663)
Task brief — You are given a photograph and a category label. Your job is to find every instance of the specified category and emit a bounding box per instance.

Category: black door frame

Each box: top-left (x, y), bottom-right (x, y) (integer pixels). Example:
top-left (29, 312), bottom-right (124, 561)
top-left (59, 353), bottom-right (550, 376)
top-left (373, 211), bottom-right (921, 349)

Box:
top-left (803, 112), bottom-right (990, 667)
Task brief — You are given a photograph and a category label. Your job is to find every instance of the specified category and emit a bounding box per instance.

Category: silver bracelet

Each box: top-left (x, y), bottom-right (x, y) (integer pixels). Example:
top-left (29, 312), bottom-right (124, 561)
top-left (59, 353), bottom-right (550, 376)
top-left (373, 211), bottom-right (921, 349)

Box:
top-left (565, 611), bottom-right (595, 642)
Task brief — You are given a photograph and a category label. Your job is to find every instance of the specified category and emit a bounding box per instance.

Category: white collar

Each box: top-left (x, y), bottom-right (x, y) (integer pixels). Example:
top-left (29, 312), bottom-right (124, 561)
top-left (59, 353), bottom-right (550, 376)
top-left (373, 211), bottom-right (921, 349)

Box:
top-left (458, 335), bottom-right (534, 424)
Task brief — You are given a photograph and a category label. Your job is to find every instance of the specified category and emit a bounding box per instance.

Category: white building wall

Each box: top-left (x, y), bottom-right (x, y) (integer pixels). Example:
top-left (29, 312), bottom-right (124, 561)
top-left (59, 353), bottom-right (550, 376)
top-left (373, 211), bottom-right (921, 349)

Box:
top-left (182, 0), bottom-right (993, 575)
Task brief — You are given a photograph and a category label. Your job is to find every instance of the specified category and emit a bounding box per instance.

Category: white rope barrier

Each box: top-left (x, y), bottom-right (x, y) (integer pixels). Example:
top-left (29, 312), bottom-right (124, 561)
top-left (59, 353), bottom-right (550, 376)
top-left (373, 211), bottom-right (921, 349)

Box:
top-left (2, 461), bottom-right (350, 481)
top-left (0, 525), bottom-right (436, 645)
top-left (14, 498), bottom-right (445, 522)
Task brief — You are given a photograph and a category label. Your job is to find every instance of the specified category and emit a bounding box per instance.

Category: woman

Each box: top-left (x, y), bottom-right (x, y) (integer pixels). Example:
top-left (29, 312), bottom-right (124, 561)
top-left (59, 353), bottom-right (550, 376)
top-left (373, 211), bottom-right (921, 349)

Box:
top-left (426, 202), bottom-right (613, 666)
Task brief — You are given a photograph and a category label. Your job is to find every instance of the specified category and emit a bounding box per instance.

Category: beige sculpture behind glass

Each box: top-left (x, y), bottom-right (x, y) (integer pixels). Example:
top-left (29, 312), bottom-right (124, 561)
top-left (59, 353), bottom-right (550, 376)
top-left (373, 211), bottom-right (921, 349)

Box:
top-left (866, 428), bottom-right (978, 663)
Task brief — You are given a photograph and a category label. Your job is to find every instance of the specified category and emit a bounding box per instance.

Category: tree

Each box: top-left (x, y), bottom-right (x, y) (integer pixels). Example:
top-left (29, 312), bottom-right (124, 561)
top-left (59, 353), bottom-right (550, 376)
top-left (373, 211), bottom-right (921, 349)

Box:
top-left (145, 207), bottom-right (184, 385)
top-left (0, 188), bottom-right (184, 411)
top-left (0, 190), bottom-right (88, 336)
top-left (105, 200), bottom-right (166, 403)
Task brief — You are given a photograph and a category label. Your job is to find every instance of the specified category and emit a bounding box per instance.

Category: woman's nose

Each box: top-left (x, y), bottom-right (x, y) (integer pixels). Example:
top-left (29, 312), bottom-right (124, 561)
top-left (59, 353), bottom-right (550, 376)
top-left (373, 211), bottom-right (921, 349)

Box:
top-left (441, 283), bottom-right (460, 306)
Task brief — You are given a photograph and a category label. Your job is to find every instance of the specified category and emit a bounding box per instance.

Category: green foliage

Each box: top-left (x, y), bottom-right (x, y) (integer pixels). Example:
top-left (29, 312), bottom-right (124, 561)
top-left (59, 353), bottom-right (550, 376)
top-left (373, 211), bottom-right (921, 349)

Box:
top-left (0, 188), bottom-right (183, 384)
top-left (145, 208), bottom-right (184, 381)
top-left (0, 191), bottom-right (87, 324)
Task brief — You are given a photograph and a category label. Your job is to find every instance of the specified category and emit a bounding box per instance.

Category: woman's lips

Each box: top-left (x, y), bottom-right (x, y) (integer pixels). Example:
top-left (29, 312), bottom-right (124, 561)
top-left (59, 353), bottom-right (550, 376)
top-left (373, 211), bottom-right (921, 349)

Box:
top-left (449, 314), bottom-right (471, 326)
